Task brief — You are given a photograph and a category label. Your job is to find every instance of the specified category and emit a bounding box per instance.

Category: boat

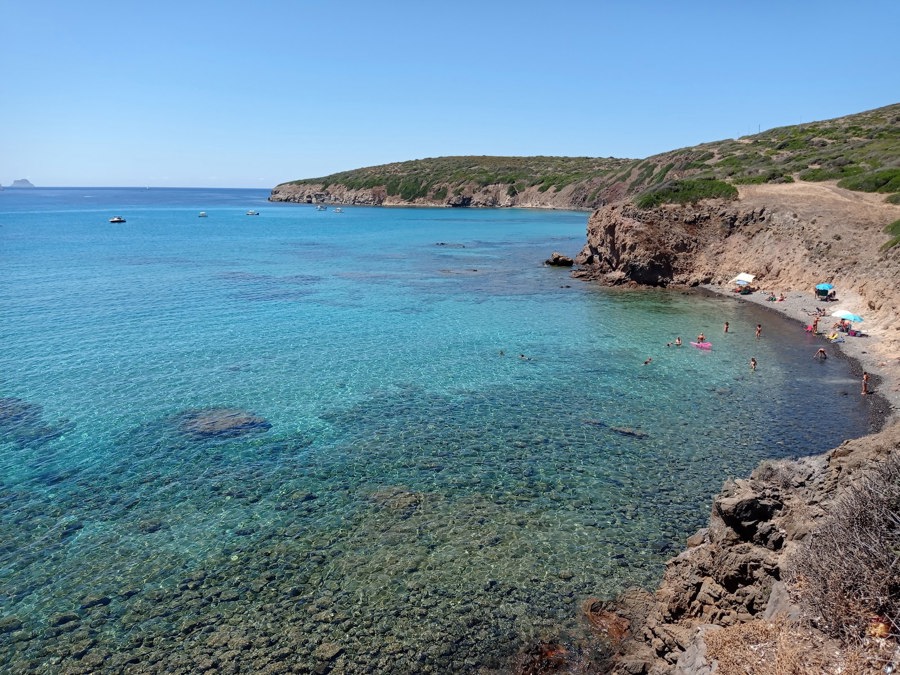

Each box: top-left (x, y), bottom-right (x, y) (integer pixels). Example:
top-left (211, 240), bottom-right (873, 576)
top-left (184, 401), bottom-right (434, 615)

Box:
top-left (316, 205), bottom-right (328, 211)
top-left (246, 210), bottom-right (259, 216)
top-left (690, 341), bottom-right (712, 350)
top-left (198, 212), bottom-right (208, 218)
top-left (109, 216), bottom-right (126, 223)
top-left (334, 207), bottom-right (343, 213)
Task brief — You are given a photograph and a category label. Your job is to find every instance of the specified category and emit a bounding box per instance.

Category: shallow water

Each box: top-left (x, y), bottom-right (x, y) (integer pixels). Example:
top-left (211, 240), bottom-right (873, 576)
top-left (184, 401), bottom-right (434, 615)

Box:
top-left (0, 189), bottom-right (874, 672)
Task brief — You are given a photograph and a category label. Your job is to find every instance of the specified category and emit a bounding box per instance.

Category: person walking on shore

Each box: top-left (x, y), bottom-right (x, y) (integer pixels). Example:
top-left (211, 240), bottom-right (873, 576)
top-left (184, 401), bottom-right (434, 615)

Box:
top-left (862, 371), bottom-right (870, 395)
top-left (755, 324), bottom-right (762, 339)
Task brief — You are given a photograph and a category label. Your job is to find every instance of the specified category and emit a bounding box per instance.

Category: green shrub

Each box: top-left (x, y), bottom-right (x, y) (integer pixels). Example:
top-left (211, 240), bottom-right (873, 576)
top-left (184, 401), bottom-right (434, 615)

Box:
top-left (886, 193), bottom-right (900, 205)
top-left (838, 168), bottom-right (900, 193)
top-left (881, 218), bottom-right (900, 251)
top-left (652, 163), bottom-right (674, 184)
top-left (634, 179), bottom-right (737, 208)
top-left (432, 186), bottom-right (448, 201)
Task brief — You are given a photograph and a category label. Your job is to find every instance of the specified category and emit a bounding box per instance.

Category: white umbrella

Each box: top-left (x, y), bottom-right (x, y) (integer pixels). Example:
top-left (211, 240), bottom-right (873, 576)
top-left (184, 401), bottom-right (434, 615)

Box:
top-left (731, 273), bottom-right (755, 284)
top-left (831, 310), bottom-right (863, 323)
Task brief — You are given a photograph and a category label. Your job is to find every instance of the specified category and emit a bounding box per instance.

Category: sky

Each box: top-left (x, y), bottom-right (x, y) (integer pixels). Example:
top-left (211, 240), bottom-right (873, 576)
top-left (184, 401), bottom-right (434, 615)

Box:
top-left (1, 0), bottom-right (897, 188)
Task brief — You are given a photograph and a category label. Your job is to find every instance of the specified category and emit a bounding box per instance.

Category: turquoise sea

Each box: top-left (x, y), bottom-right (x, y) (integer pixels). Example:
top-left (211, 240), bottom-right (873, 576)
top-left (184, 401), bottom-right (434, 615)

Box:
top-left (0, 188), bottom-right (874, 672)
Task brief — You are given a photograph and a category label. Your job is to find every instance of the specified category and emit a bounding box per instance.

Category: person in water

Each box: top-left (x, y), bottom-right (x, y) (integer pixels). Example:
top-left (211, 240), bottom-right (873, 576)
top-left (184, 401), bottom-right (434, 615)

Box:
top-left (674, 337), bottom-right (682, 346)
top-left (697, 333), bottom-right (705, 343)
top-left (862, 371), bottom-right (870, 395)
top-left (813, 348), bottom-right (827, 360)
top-left (750, 357), bottom-right (757, 371)
top-left (755, 324), bottom-right (762, 339)
top-left (643, 358), bottom-right (652, 365)
top-left (724, 322), bottom-right (729, 334)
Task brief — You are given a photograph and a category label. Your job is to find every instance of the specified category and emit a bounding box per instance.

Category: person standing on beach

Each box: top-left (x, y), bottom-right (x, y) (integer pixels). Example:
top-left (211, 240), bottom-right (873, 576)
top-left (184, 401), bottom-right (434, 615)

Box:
top-left (862, 371), bottom-right (870, 395)
top-left (755, 324), bottom-right (762, 339)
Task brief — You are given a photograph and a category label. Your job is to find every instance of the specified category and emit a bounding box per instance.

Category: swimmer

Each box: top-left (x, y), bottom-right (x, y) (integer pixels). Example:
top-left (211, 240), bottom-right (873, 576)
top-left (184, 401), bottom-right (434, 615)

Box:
top-left (750, 357), bottom-right (757, 371)
top-left (643, 358), bottom-right (652, 365)
top-left (813, 348), bottom-right (827, 360)
top-left (674, 337), bottom-right (682, 346)
top-left (724, 322), bottom-right (729, 334)
top-left (755, 324), bottom-right (762, 339)
top-left (697, 333), bottom-right (705, 343)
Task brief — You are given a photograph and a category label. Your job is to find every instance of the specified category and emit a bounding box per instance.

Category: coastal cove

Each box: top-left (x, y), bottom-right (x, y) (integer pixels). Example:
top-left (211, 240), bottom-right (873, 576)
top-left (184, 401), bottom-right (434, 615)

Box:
top-left (0, 189), bottom-right (880, 672)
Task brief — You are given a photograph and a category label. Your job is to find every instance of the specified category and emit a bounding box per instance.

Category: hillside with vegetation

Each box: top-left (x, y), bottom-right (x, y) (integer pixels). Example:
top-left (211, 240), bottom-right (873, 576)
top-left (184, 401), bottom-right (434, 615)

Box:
top-left (271, 103), bottom-right (900, 209)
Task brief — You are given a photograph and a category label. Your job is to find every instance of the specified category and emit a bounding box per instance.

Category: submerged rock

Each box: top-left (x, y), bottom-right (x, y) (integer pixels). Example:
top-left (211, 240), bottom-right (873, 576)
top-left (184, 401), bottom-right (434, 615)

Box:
top-left (176, 408), bottom-right (271, 439)
top-left (0, 397), bottom-right (71, 447)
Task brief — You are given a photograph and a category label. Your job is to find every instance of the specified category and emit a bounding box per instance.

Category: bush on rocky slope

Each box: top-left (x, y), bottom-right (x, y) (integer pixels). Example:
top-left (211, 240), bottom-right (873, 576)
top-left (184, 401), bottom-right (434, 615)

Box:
top-left (788, 451), bottom-right (900, 645)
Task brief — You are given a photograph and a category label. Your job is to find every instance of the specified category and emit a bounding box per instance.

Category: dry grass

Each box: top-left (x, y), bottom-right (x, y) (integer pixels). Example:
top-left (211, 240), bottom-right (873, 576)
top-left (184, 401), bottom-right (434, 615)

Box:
top-left (788, 452), bottom-right (900, 644)
top-left (703, 618), bottom-right (895, 674)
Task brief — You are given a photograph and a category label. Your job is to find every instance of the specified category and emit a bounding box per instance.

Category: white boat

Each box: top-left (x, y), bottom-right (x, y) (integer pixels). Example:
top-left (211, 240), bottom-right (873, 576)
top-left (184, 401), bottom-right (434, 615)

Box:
top-left (246, 210), bottom-right (259, 216)
top-left (334, 207), bottom-right (343, 213)
top-left (316, 205), bottom-right (328, 211)
top-left (109, 216), bottom-right (126, 223)
top-left (199, 212), bottom-right (208, 218)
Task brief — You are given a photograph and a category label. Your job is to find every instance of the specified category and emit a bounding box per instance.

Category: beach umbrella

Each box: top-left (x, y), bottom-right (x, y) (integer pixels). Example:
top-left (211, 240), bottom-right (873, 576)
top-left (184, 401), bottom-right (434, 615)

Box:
top-left (731, 273), bottom-right (755, 284)
top-left (831, 309), bottom-right (864, 323)
top-left (735, 279), bottom-right (750, 286)
top-left (815, 283), bottom-right (834, 290)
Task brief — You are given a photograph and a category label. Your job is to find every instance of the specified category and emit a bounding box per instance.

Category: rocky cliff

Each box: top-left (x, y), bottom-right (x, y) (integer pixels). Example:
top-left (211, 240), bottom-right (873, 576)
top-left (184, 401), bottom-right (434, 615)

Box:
top-left (608, 423), bottom-right (900, 674)
top-left (268, 180), bottom-right (613, 210)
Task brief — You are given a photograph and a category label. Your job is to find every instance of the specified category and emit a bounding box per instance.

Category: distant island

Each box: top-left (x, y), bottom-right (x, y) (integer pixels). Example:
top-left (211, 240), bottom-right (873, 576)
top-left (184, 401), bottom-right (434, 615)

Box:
top-left (8, 179), bottom-right (35, 188)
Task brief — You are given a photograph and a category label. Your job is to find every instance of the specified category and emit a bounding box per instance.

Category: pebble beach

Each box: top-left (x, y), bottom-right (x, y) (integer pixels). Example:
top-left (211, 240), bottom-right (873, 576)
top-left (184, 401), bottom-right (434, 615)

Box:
top-left (702, 283), bottom-right (900, 418)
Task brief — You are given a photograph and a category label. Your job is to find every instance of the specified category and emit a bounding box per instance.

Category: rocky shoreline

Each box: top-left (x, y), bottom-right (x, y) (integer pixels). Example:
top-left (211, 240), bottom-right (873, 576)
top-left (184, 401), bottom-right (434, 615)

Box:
top-left (569, 183), bottom-right (900, 673)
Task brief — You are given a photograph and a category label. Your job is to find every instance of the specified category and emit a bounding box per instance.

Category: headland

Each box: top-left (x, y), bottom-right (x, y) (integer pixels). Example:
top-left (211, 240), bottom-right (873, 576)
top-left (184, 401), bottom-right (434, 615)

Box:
top-left (571, 180), bottom-right (900, 674)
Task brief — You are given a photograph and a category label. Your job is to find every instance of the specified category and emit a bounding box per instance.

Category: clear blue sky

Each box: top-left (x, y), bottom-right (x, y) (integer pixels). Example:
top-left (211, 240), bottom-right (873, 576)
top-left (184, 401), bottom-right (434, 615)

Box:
top-left (1, 0), bottom-right (897, 188)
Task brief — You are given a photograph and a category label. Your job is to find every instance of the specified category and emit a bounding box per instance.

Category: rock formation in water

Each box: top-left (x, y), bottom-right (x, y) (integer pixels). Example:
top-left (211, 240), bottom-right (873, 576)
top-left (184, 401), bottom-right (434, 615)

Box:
top-left (9, 179), bottom-right (35, 188)
top-left (176, 408), bottom-right (271, 439)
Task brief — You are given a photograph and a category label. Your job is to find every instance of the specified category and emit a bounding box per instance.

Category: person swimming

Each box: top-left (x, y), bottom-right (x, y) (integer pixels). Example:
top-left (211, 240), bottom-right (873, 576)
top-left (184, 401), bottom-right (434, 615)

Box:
top-left (674, 337), bottom-right (682, 346)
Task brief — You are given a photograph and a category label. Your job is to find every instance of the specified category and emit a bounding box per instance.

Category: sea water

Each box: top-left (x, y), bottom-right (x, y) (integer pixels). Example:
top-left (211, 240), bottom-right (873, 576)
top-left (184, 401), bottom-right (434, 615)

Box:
top-left (0, 188), bottom-right (873, 672)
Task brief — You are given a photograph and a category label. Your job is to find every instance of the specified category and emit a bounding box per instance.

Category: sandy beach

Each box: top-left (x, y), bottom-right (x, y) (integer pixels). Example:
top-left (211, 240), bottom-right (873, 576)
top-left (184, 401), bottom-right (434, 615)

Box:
top-left (702, 283), bottom-right (900, 420)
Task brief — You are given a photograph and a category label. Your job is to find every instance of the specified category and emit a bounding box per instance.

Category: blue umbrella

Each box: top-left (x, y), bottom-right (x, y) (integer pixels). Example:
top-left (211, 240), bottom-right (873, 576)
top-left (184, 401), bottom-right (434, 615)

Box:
top-left (815, 283), bottom-right (834, 290)
top-left (831, 310), bottom-right (863, 323)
